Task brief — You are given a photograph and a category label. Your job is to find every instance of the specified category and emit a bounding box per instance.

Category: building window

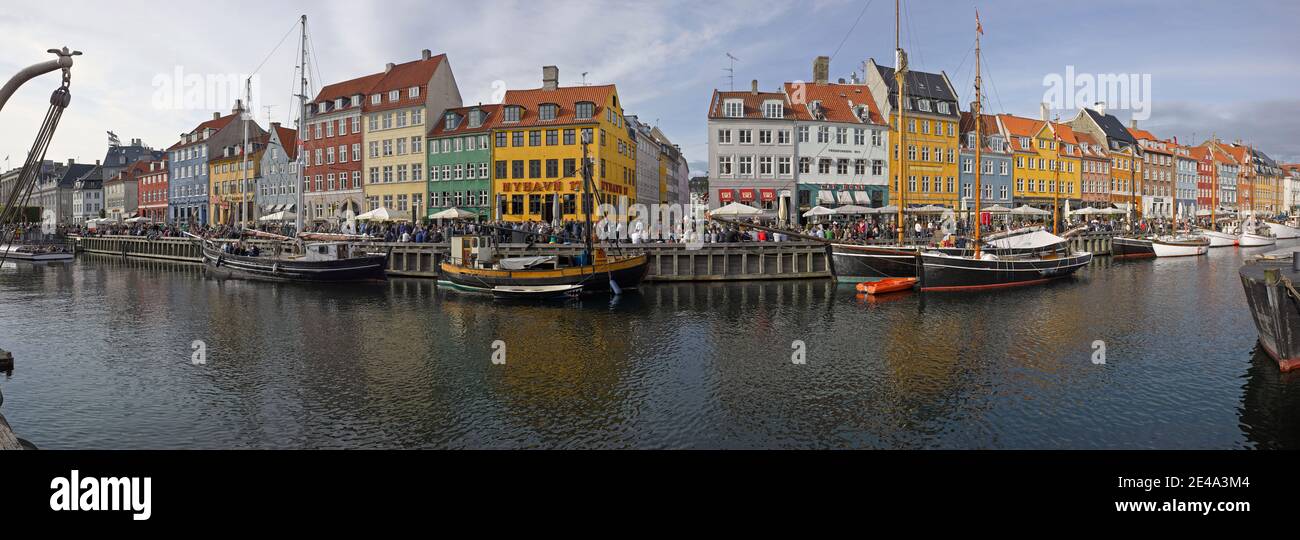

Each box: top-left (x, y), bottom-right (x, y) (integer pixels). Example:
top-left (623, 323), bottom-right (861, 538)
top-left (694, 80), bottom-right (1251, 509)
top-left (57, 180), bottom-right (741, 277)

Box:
top-left (540, 104), bottom-right (558, 121)
top-left (576, 102), bottom-right (595, 119)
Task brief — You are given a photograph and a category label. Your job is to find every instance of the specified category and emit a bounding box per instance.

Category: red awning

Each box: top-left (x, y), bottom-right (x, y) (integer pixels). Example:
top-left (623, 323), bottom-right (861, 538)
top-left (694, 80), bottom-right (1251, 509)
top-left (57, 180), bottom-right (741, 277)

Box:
top-left (760, 188), bottom-right (776, 202)
top-left (738, 189), bottom-right (756, 202)
top-left (717, 189), bottom-right (735, 203)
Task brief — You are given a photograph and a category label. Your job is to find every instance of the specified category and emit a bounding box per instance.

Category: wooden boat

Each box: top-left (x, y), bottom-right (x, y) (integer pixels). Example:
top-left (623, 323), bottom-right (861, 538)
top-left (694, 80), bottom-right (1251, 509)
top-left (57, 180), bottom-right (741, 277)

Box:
top-left (438, 238), bottom-right (648, 294)
top-left (199, 240), bottom-right (387, 283)
top-left (1112, 236), bottom-right (1156, 259)
top-left (1151, 235), bottom-right (1209, 257)
top-left (0, 244), bottom-right (74, 262)
top-left (855, 277), bottom-right (917, 295)
top-left (491, 284), bottom-right (584, 300)
top-left (1240, 250), bottom-right (1300, 372)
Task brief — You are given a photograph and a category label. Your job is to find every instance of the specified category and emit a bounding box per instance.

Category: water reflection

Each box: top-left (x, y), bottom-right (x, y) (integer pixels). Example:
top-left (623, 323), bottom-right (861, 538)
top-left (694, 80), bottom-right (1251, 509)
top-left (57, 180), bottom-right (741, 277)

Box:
top-left (0, 243), bottom-right (1297, 449)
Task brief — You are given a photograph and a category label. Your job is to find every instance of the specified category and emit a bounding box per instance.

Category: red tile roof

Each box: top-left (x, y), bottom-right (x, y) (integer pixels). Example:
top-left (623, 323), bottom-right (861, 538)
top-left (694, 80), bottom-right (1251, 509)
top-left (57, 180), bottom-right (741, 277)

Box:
top-left (499, 85), bottom-right (616, 128)
top-left (1127, 127), bottom-right (1157, 141)
top-left (167, 112), bottom-right (239, 150)
top-left (959, 112), bottom-right (1005, 152)
top-left (312, 72), bottom-right (385, 110)
top-left (997, 114), bottom-right (1048, 151)
top-left (1074, 132), bottom-right (1107, 159)
top-left (782, 82), bottom-right (885, 125)
top-left (273, 125), bottom-right (298, 160)
top-left (428, 104), bottom-right (502, 137)
top-left (707, 90), bottom-right (796, 120)
top-left (363, 54), bottom-right (447, 113)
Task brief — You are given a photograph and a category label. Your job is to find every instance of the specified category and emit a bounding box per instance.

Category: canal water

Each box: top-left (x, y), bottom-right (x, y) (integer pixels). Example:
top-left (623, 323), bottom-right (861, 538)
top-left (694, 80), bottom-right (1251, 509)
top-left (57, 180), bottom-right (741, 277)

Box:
top-left (2, 242), bottom-right (1299, 449)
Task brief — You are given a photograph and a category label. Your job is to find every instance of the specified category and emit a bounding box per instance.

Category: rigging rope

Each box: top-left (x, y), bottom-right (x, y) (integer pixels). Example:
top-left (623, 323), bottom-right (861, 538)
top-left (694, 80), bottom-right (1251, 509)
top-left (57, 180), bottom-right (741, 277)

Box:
top-left (1, 67), bottom-right (71, 268)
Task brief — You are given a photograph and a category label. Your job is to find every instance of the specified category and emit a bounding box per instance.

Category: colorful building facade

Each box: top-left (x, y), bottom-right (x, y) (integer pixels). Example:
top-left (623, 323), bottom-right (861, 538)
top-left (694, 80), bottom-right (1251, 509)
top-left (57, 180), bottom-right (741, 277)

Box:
top-left (865, 58), bottom-right (961, 209)
top-left (208, 136), bottom-right (265, 226)
top-left (427, 104), bottom-right (497, 219)
top-left (957, 112), bottom-right (1012, 210)
top-left (137, 158), bottom-right (168, 222)
top-left (494, 66), bottom-right (634, 222)
top-left (362, 50), bottom-right (462, 221)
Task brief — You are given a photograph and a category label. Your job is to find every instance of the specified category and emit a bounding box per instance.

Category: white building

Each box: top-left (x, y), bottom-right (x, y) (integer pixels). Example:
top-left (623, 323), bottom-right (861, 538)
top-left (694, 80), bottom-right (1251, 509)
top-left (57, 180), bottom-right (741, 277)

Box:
top-left (71, 165), bottom-right (104, 224)
top-left (706, 81), bottom-right (798, 220)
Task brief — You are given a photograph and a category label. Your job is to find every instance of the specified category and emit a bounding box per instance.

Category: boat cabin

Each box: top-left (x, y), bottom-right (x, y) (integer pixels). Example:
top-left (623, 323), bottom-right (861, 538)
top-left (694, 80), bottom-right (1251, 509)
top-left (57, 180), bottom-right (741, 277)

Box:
top-left (301, 242), bottom-right (355, 262)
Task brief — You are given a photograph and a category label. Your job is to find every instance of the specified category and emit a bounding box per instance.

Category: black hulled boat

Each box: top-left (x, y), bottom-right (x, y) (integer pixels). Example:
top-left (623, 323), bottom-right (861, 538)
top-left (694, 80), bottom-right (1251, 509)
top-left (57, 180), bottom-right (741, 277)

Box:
top-left (1240, 250), bottom-right (1300, 372)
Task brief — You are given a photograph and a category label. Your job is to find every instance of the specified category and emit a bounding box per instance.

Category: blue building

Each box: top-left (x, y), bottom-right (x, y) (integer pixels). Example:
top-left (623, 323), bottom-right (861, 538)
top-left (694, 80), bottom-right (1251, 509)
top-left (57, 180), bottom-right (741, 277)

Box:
top-left (167, 104), bottom-right (248, 225)
top-left (958, 112), bottom-right (1013, 211)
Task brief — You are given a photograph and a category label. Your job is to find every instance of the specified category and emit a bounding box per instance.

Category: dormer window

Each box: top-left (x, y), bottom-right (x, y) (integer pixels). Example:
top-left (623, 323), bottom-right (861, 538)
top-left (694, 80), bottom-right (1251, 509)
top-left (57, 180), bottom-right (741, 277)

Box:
top-left (371, 94), bottom-right (381, 105)
top-left (503, 105), bottom-right (522, 123)
top-left (444, 112), bottom-right (459, 131)
top-left (540, 103), bottom-right (558, 121)
top-left (352, 96), bottom-right (361, 107)
top-left (388, 90), bottom-right (400, 102)
top-left (937, 102), bottom-right (950, 114)
top-left (468, 109), bottom-right (483, 128)
top-left (409, 87), bottom-right (420, 99)
top-left (917, 99), bottom-right (932, 112)
top-left (763, 101), bottom-right (783, 119)
top-left (335, 98), bottom-right (344, 109)
top-left (723, 99), bottom-right (743, 118)
top-left (575, 102), bottom-right (595, 120)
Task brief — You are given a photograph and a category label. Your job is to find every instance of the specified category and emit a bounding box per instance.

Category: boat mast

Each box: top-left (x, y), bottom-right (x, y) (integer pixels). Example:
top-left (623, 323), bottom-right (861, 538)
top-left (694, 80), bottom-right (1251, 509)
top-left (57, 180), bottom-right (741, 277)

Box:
top-left (240, 78), bottom-right (250, 228)
top-left (972, 10), bottom-right (982, 258)
top-left (294, 14), bottom-right (307, 236)
top-left (894, 0), bottom-right (907, 245)
top-left (1210, 135), bottom-right (1216, 228)
top-left (1052, 132), bottom-right (1061, 235)
top-left (581, 132), bottom-right (594, 260)
top-left (1129, 144), bottom-right (1137, 227)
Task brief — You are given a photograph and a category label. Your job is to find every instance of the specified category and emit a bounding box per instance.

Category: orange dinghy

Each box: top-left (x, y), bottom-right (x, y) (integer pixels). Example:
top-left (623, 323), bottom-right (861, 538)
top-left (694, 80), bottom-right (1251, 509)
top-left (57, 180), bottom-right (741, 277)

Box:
top-left (854, 277), bottom-right (918, 295)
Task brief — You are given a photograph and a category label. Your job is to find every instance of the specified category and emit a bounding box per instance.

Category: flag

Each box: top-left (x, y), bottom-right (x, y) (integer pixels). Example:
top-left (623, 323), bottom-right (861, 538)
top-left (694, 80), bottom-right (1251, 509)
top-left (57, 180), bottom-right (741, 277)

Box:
top-left (976, 10), bottom-right (983, 35)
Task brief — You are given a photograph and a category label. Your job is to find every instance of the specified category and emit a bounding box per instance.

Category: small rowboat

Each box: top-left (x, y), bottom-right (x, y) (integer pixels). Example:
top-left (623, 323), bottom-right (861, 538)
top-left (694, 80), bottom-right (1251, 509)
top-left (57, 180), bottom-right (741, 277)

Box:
top-left (855, 277), bottom-right (918, 295)
top-left (491, 284), bottom-right (584, 300)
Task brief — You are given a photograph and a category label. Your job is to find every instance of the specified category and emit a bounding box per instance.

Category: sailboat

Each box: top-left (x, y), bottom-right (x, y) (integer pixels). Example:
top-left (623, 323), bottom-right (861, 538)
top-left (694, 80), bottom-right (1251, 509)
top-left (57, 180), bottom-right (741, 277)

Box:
top-left (1237, 144), bottom-right (1278, 247)
top-left (915, 11), bottom-right (1092, 291)
top-left (437, 132), bottom-right (649, 296)
top-left (1195, 145), bottom-right (1237, 247)
top-left (192, 15), bottom-right (388, 283)
top-left (830, 0), bottom-right (937, 282)
top-left (1110, 144), bottom-right (1158, 258)
top-left (1151, 184), bottom-right (1208, 257)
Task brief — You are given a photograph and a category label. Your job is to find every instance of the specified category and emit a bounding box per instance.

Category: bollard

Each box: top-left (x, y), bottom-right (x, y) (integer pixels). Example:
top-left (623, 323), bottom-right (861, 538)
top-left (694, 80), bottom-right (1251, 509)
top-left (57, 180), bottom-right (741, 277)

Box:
top-left (0, 348), bottom-right (12, 373)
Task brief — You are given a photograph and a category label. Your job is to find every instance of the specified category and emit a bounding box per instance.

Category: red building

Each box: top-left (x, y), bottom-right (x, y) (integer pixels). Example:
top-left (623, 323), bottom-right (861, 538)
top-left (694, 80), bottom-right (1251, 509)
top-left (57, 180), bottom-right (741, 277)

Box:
top-left (137, 158), bottom-right (169, 222)
top-left (302, 72), bottom-right (384, 222)
top-left (1190, 146), bottom-right (1216, 212)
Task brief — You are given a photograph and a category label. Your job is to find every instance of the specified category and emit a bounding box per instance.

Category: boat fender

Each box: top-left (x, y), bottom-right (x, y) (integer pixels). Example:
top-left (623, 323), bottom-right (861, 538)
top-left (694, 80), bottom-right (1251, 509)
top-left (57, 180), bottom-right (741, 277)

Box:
top-left (981, 253), bottom-right (998, 261)
top-left (272, 262), bottom-right (279, 273)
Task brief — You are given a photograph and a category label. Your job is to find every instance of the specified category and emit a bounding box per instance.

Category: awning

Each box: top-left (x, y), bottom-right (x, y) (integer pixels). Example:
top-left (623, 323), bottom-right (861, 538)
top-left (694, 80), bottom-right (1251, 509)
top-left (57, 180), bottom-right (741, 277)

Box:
top-left (717, 189), bottom-right (735, 203)
top-left (738, 189), bottom-right (756, 203)
top-left (836, 191), bottom-right (854, 204)
top-left (759, 188), bottom-right (776, 202)
top-left (817, 191), bottom-right (835, 204)
top-left (853, 191), bottom-right (872, 205)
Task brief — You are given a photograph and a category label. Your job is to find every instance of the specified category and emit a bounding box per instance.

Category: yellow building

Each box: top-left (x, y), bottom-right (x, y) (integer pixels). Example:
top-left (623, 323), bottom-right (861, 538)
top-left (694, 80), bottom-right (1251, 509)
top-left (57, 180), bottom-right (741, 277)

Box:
top-left (492, 66), bottom-right (635, 222)
top-left (208, 139), bottom-right (264, 226)
top-left (867, 59), bottom-right (961, 208)
top-left (361, 51), bottom-right (462, 220)
top-left (996, 114), bottom-right (1081, 211)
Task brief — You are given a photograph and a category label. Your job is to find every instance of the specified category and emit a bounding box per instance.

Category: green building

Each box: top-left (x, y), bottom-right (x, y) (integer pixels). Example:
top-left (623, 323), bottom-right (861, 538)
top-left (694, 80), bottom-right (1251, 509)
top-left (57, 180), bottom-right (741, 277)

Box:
top-left (427, 104), bottom-right (498, 219)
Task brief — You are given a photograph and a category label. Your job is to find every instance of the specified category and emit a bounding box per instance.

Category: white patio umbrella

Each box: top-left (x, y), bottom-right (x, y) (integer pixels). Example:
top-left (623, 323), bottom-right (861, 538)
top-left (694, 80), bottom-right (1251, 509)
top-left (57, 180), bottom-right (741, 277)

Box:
top-left (355, 207), bottom-right (394, 221)
top-left (430, 207), bottom-right (478, 220)
top-left (979, 204), bottom-right (1012, 213)
top-left (833, 204), bottom-right (873, 215)
top-left (1011, 204), bottom-right (1051, 216)
top-left (905, 205), bottom-right (948, 213)
top-left (802, 206), bottom-right (835, 218)
top-left (258, 210), bottom-right (297, 222)
top-left (123, 216), bottom-right (152, 223)
top-left (711, 202), bottom-right (762, 216)
top-left (1069, 207), bottom-right (1098, 216)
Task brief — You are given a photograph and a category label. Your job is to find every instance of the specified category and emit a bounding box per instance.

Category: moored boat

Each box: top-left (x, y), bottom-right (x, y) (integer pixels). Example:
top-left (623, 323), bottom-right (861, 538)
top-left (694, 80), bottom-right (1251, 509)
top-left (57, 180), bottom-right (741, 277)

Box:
top-left (855, 277), bottom-right (917, 295)
top-left (1198, 229), bottom-right (1238, 247)
top-left (0, 244), bottom-right (74, 262)
top-left (1265, 221), bottom-right (1300, 240)
top-left (1112, 236), bottom-right (1155, 259)
top-left (491, 284), bottom-right (584, 300)
top-left (1240, 250), bottom-right (1300, 372)
top-left (438, 240), bottom-right (648, 294)
top-left (1151, 235), bottom-right (1209, 257)
top-left (198, 239), bottom-right (387, 283)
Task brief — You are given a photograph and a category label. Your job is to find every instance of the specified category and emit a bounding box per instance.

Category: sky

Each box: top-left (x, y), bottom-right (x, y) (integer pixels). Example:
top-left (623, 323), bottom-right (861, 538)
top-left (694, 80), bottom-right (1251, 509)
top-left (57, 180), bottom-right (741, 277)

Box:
top-left (1, 0), bottom-right (1298, 176)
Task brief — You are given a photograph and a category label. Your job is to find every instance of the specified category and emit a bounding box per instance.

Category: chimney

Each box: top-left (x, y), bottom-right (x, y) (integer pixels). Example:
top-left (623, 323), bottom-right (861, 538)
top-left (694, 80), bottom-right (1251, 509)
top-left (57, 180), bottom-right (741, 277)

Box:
top-left (813, 56), bottom-right (830, 85)
top-left (1094, 101), bottom-right (1106, 116)
top-left (66, 158), bottom-right (74, 167)
top-left (233, 99), bottom-right (243, 114)
top-left (385, 62), bottom-right (395, 73)
top-left (750, 79), bottom-right (758, 95)
top-left (271, 122), bottom-right (281, 130)
top-left (542, 65), bottom-right (559, 91)
top-left (213, 112), bottom-right (221, 120)
top-left (1040, 102), bottom-right (1049, 122)
top-left (1130, 119), bottom-right (1137, 129)
top-left (421, 49), bottom-right (431, 61)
